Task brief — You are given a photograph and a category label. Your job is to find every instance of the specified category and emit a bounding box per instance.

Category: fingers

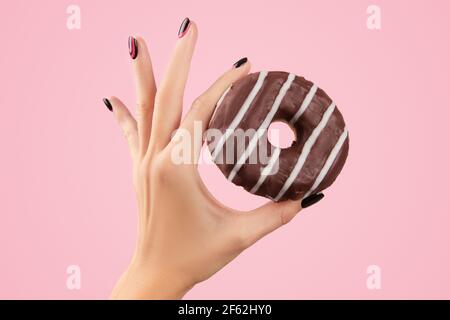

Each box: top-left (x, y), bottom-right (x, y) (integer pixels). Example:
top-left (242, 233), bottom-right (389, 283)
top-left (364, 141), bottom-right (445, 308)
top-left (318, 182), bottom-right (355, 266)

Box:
top-left (184, 58), bottom-right (251, 133)
top-left (103, 97), bottom-right (138, 160)
top-left (233, 200), bottom-right (302, 249)
top-left (172, 58), bottom-right (251, 162)
top-left (128, 36), bottom-right (157, 158)
top-left (150, 18), bottom-right (198, 150)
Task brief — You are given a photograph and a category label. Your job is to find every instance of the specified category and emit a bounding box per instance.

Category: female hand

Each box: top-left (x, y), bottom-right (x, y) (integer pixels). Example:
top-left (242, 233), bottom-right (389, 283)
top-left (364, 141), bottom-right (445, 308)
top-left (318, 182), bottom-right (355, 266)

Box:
top-left (105, 18), bottom-right (313, 299)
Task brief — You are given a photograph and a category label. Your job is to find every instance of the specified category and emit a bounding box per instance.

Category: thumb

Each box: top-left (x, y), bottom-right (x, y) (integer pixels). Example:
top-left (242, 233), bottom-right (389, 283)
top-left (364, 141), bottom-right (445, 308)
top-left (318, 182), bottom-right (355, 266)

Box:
top-left (234, 200), bottom-right (302, 249)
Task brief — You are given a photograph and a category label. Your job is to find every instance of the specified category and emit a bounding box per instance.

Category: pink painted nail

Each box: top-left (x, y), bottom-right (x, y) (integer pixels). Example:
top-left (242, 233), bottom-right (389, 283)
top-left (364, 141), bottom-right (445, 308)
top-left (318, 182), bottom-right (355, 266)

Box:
top-left (178, 17), bottom-right (190, 38)
top-left (128, 36), bottom-right (138, 59)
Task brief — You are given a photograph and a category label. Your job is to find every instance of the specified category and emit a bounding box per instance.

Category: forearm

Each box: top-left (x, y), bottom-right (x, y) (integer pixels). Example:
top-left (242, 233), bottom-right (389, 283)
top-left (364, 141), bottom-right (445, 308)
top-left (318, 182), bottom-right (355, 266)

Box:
top-left (110, 260), bottom-right (192, 300)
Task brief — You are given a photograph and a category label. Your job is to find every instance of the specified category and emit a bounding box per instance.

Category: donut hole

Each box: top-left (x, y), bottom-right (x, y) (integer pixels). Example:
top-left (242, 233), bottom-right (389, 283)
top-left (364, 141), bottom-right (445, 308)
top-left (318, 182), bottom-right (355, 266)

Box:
top-left (267, 121), bottom-right (296, 149)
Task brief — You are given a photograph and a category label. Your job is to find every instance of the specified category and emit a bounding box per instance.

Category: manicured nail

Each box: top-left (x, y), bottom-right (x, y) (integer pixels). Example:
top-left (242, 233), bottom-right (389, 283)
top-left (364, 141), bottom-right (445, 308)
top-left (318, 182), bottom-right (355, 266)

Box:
top-left (178, 17), bottom-right (191, 38)
top-left (128, 36), bottom-right (138, 59)
top-left (233, 57), bottom-right (248, 68)
top-left (301, 193), bottom-right (324, 208)
top-left (103, 98), bottom-right (113, 112)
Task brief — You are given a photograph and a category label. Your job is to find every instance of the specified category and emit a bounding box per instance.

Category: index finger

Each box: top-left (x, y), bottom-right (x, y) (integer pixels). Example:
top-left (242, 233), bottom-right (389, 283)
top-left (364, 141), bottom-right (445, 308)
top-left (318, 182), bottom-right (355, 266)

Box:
top-left (172, 58), bottom-right (251, 163)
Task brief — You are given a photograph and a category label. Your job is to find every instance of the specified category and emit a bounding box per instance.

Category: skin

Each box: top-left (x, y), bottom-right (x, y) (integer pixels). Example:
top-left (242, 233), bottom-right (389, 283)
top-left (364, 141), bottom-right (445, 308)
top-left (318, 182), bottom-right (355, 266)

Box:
top-left (107, 21), bottom-right (303, 299)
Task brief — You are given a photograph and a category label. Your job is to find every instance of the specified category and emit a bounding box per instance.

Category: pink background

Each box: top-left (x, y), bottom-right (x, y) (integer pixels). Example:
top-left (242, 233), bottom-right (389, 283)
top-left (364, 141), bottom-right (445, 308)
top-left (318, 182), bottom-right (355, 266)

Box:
top-left (1, 0), bottom-right (449, 299)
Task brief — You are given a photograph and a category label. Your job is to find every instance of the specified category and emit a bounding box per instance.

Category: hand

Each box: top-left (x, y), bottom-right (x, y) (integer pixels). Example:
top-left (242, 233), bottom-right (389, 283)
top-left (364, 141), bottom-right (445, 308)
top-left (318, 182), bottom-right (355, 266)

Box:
top-left (105, 18), bottom-right (303, 299)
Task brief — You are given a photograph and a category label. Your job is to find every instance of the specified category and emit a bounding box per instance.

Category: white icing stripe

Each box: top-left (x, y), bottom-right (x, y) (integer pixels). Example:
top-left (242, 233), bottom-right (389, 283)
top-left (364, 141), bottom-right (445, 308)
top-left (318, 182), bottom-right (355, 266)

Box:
top-left (289, 84), bottom-right (318, 125)
top-left (208, 86), bottom-right (231, 128)
top-left (211, 71), bottom-right (268, 160)
top-left (250, 147), bottom-right (281, 193)
top-left (302, 128), bottom-right (348, 199)
top-left (228, 73), bottom-right (296, 182)
top-left (273, 102), bottom-right (336, 201)
top-left (217, 86), bottom-right (231, 107)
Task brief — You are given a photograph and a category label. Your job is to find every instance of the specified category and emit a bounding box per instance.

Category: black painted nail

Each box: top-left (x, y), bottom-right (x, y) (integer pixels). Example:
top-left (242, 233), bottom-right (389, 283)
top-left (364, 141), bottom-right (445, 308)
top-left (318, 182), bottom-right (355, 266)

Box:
top-left (178, 17), bottom-right (190, 38)
top-left (128, 36), bottom-right (138, 59)
top-left (301, 193), bottom-right (324, 208)
top-left (233, 57), bottom-right (248, 68)
top-left (103, 98), bottom-right (113, 112)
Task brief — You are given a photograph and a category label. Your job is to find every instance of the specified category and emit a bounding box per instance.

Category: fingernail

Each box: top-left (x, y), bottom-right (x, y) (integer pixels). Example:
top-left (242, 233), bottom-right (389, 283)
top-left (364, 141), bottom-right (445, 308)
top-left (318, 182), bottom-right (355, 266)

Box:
top-left (103, 98), bottom-right (113, 112)
top-left (301, 193), bottom-right (324, 208)
top-left (233, 57), bottom-right (248, 68)
top-left (128, 36), bottom-right (138, 59)
top-left (178, 17), bottom-right (190, 38)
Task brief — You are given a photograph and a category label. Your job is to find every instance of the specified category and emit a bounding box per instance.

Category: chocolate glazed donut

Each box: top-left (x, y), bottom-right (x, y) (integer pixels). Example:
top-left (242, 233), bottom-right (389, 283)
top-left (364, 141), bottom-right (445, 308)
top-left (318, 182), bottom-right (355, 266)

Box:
top-left (207, 71), bottom-right (349, 202)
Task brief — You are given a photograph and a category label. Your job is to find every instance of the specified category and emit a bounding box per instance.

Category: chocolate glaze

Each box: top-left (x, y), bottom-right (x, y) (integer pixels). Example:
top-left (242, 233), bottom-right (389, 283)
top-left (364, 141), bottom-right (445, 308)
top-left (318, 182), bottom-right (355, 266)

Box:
top-left (207, 71), bottom-right (349, 201)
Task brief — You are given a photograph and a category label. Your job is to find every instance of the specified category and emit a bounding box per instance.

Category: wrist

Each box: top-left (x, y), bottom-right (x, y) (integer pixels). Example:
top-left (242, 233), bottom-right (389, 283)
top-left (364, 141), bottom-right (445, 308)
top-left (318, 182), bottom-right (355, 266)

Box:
top-left (110, 257), bottom-right (193, 299)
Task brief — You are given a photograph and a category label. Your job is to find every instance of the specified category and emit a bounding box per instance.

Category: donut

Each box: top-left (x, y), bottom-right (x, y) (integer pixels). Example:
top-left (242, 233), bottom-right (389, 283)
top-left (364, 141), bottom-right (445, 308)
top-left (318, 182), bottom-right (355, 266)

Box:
top-left (207, 71), bottom-right (349, 202)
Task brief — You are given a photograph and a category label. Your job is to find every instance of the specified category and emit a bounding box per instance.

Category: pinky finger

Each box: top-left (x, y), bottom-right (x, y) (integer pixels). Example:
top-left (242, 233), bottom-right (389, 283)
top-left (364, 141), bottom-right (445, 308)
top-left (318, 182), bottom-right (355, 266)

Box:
top-left (103, 97), bottom-right (139, 161)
